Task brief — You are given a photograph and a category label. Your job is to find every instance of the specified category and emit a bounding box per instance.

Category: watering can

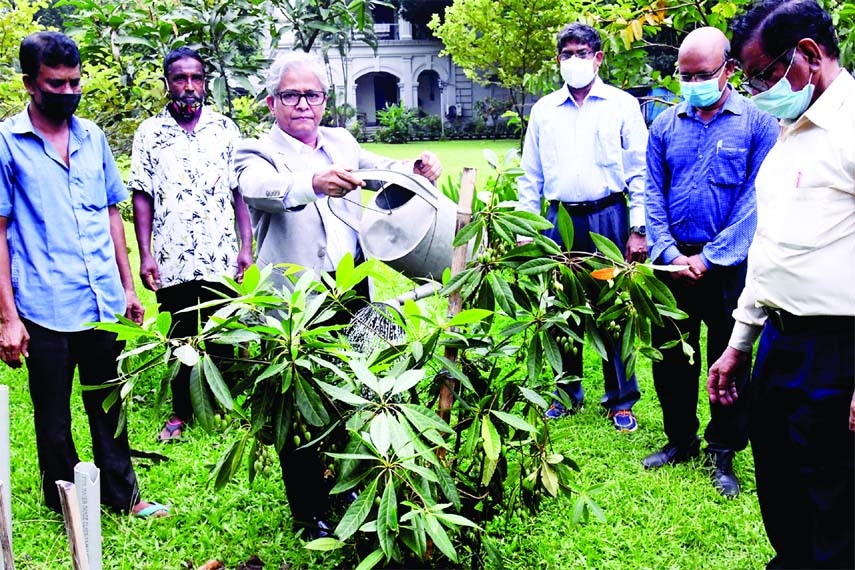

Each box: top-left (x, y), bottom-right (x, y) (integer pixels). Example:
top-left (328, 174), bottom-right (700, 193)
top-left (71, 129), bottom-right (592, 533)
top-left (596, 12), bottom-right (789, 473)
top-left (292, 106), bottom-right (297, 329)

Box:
top-left (356, 169), bottom-right (458, 281)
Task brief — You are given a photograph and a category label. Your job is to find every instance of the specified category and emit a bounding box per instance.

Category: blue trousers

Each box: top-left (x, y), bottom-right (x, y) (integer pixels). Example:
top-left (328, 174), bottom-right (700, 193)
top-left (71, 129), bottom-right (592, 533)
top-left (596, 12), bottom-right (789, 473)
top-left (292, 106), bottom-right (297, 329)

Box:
top-left (543, 199), bottom-right (640, 412)
top-left (751, 319), bottom-right (854, 568)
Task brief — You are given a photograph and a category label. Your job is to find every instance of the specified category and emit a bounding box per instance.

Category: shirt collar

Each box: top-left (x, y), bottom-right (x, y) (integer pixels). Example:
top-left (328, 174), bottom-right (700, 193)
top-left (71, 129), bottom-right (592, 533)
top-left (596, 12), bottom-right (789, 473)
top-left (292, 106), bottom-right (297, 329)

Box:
top-left (677, 85), bottom-right (745, 118)
top-left (271, 122), bottom-right (323, 154)
top-left (799, 69), bottom-right (855, 131)
top-left (9, 105), bottom-right (90, 141)
top-left (552, 76), bottom-right (611, 106)
top-left (155, 104), bottom-right (217, 131)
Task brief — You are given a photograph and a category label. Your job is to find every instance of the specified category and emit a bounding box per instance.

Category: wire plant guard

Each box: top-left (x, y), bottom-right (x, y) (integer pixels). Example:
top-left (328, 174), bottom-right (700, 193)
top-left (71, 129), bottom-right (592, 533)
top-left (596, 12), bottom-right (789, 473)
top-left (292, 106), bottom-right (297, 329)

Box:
top-left (356, 169), bottom-right (457, 282)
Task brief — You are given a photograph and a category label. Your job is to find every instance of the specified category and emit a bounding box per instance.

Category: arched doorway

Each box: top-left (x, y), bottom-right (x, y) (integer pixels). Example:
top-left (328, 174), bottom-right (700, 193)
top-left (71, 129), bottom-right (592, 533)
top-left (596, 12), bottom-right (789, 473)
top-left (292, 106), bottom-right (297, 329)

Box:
top-left (416, 70), bottom-right (441, 118)
top-left (355, 72), bottom-right (400, 126)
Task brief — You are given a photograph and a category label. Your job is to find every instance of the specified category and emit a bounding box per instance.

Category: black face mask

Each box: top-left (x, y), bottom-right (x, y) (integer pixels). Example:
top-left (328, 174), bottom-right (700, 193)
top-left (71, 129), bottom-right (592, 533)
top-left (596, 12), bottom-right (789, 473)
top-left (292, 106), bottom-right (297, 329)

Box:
top-left (168, 94), bottom-right (203, 122)
top-left (36, 90), bottom-right (81, 122)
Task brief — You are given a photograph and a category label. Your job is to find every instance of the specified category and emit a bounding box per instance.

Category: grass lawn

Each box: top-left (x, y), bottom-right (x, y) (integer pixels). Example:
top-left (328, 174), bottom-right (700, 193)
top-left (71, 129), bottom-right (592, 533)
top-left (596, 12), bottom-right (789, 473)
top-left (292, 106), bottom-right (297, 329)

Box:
top-left (0, 139), bottom-right (773, 568)
top-left (363, 139), bottom-right (519, 191)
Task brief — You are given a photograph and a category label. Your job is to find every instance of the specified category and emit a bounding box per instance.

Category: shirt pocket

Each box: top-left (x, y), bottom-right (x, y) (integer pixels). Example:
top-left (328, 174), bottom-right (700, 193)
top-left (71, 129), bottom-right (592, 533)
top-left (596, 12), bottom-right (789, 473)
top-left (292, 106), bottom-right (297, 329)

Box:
top-left (709, 147), bottom-right (747, 188)
top-left (595, 126), bottom-right (621, 167)
top-left (73, 166), bottom-right (108, 210)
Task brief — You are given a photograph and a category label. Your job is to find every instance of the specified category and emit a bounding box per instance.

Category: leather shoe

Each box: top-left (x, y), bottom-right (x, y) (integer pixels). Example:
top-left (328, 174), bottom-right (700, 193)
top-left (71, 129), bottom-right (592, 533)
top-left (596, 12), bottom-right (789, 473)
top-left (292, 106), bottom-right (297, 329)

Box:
top-left (641, 437), bottom-right (701, 469)
top-left (706, 450), bottom-right (740, 498)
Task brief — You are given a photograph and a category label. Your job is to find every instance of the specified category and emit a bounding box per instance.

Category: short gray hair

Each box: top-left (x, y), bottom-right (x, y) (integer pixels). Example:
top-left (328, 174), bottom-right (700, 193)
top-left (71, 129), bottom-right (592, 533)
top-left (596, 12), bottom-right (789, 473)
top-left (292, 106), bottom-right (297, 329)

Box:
top-left (265, 51), bottom-right (329, 97)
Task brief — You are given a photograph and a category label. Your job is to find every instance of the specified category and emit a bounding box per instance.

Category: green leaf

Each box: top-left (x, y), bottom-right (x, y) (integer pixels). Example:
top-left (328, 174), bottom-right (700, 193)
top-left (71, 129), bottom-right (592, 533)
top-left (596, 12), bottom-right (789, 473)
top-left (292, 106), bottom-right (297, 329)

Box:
top-left (294, 375), bottom-right (330, 427)
top-left (516, 258), bottom-right (560, 275)
top-left (432, 512), bottom-right (480, 528)
top-left (490, 409), bottom-right (536, 433)
top-left (315, 378), bottom-right (372, 406)
top-left (189, 364), bottom-right (214, 431)
top-left (518, 386), bottom-right (549, 410)
top-left (201, 355), bottom-right (234, 410)
top-left (210, 434), bottom-right (248, 490)
top-left (304, 537), bottom-right (345, 551)
top-left (353, 548), bottom-right (385, 570)
top-left (452, 217), bottom-right (484, 247)
top-left (556, 202), bottom-right (575, 251)
top-left (397, 403), bottom-right (453, 433)
top-left (335, 477), bottom-right (378, 541)
top-left (389, 369), bottom-right (426, 397)
top-left (369, 412), bottom-right (391, 457)
top-left (174, 343), bottom-right (200, 367)
top-left (590, 232), bottom-right (625, 263)
top-left (487, 272), bottom-right (516, 317)
top-left (542, 331), bottom-right (562, 375)
top-left (435, 461), bottom-right (461, 510)
top-left (425, 514), bottom-right (458, 563)
top-left (377, 478), bottom-right (398, 558)
top-left (156, 311), bottom-right (172, 336)
top-left (481, 414), bottom-right (501, 461)
top-left (541, 463), bottom-right (559, 497)
top-left (637, 272), bottom-right (677, 307)
top-left (447, 308), bottom-right (493, 327)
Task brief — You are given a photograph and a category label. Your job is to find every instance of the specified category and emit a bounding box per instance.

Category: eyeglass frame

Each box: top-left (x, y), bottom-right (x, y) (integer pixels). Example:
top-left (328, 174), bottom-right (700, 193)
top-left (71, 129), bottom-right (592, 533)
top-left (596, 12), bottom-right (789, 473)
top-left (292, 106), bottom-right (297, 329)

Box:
top-left (676, 58), bottom-right (729, 83)
top-left (274, 90), bottom-right (328, 106)
top-left (739, 48), bottom-right (794, 93)
top-left (557, 48), bottom-right (596, 61)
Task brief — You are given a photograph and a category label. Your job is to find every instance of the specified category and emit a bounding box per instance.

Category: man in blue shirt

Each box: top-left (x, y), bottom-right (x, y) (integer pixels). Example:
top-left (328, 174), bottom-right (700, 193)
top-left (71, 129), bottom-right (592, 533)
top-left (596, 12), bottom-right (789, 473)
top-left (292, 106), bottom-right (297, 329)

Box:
top-left (642, 27), bottom-right (778, 497)
top-left (518, 22), bottom-right (648, 433)
top-left (0, 32), bottom-right (167, 517)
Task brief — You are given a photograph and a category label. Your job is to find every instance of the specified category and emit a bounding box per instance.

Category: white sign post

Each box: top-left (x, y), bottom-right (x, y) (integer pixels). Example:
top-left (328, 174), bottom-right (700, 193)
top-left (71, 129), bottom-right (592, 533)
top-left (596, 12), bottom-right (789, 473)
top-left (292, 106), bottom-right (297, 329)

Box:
top-left (73, 462), bottom-right (101, 570)
top-left (0, 385), bottom-right (11, 570)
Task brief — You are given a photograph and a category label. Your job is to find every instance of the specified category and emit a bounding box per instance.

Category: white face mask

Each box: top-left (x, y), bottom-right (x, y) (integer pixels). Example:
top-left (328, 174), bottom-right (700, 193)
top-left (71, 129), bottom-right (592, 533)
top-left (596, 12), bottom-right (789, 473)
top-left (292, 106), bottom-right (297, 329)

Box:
top-left (560, 56), bottom-right (597, 89)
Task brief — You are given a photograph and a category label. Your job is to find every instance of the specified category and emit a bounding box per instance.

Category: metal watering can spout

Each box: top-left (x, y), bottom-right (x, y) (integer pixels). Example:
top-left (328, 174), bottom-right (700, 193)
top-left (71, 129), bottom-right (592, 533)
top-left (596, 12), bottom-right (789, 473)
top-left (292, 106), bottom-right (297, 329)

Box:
top-left (355, 169), bottom-right (458, 281)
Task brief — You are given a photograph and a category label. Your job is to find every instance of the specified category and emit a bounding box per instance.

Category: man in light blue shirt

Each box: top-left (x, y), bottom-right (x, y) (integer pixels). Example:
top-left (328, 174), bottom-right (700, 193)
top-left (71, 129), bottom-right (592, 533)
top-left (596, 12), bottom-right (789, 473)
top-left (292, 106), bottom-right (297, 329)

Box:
top-left (518, 22), bottom-right (648, 433)
top-left (642, 27), bottom-right (778, 497)
top-left (0, 31), bottom-right (166, 517)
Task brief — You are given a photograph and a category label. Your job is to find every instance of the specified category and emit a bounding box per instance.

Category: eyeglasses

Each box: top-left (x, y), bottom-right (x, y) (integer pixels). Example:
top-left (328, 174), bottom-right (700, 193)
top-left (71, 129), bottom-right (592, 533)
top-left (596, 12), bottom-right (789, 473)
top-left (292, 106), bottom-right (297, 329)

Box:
top-left (558, 49), bottom-right (595, 61)
top-left (275, 90), bottom-right (327, 106)
top-left (677, 59), bottom-right (728, 83)
top-left (740, 48), bottom-right (793, 93)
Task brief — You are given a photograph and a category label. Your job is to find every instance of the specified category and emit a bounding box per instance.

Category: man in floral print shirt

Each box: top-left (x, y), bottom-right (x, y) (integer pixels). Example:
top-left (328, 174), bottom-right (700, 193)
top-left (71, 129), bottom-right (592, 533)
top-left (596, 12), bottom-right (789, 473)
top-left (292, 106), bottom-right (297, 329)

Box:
top-left (129, 47), bottom-right (252, 441)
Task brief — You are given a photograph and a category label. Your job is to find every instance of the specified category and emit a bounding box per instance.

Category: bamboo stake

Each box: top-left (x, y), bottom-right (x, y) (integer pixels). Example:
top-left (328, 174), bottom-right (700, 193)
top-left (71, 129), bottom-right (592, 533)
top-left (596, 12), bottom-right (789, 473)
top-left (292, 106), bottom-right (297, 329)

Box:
top-left (0, 483), bottom-right (12, 570)
top-left (438, 167), bottom-right (477, 423)
top-left (56, 481), bottom-right (89, 570)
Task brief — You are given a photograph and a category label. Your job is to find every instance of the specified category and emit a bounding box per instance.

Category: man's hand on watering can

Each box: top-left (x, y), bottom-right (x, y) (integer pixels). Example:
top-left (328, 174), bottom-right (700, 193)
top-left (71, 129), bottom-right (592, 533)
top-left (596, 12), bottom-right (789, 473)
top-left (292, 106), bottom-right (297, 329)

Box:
top-left (312, 166), bottom-right (366, 198)
top-left (413, 151), bottom-right (442, 183)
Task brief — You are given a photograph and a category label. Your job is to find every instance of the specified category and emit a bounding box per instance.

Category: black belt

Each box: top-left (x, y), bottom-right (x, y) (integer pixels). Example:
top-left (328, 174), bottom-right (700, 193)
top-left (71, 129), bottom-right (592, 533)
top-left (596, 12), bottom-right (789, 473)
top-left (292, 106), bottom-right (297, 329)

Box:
top-left (762, 307), bottom-right (854, 335)
top-left (552, 192), bottom-right (625, 216)
top-left (677, 242), bottom-right (707, 256)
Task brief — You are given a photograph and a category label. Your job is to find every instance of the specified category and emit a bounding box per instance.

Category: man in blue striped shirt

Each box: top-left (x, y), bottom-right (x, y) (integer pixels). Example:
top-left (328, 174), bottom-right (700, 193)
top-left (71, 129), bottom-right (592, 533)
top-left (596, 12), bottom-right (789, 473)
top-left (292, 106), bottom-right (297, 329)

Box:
top-left (641, 27), bottom-right (779, 497)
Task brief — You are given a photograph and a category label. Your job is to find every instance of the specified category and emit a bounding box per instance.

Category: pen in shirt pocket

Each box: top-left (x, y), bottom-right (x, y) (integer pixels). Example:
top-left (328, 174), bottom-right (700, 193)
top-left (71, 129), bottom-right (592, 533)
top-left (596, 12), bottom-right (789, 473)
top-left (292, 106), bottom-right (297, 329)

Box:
top-left (795, 171), bottom-right (802, 188)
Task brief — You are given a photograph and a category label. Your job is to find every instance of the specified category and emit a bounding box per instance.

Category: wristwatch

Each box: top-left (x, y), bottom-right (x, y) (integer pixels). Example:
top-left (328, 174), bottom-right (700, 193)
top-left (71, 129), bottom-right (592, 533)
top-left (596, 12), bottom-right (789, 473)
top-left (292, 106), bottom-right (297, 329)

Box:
top-left (629, 225), bottom-right (646, 236)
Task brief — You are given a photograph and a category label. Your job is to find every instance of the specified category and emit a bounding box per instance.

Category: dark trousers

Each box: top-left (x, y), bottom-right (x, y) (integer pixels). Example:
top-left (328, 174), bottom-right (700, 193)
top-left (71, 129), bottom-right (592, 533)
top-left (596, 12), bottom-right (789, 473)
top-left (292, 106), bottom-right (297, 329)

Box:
top-left (651, 263), bottom-right (750, 451)
top-left (156, 280), bottom-right (234, 421)
top-left (750, 319), bottom-right (854, 569)
top-left (543, 199), bottom-right (640, 411)
top-left (277, 274), bottom-right (369, 526)
top-left (24, 319), bottom-right (140, 513)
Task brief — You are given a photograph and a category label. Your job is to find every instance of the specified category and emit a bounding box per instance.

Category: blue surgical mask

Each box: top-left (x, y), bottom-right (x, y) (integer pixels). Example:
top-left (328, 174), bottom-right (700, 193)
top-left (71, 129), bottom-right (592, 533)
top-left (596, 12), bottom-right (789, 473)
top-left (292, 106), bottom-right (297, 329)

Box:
top-left (751, 55), bottom-right (815, 120)
top-left (680, 76), bottom-right (725, 108)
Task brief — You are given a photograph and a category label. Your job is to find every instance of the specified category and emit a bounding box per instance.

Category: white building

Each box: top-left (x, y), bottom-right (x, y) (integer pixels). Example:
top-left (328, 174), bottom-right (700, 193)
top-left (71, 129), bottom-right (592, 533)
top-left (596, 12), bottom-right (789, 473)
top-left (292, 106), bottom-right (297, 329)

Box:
top-left (321, 10), bottom-right (510, 126)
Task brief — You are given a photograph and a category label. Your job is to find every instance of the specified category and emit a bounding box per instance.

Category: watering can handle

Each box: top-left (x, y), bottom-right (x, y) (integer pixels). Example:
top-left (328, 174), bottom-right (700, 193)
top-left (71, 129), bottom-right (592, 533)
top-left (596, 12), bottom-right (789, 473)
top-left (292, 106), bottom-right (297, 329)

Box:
top-left (352, 168), bottom-right (439, 206)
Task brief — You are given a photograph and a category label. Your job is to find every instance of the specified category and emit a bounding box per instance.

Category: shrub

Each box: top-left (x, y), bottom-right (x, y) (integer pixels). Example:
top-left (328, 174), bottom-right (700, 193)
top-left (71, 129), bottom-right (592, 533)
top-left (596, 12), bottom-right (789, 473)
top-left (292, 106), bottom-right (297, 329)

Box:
top-left (105, 150), bottom-right (688, 568)
top-left (374, 102), bottom-right (416, 144)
